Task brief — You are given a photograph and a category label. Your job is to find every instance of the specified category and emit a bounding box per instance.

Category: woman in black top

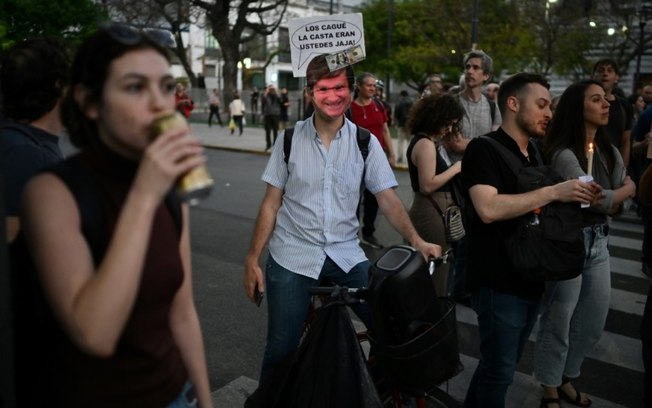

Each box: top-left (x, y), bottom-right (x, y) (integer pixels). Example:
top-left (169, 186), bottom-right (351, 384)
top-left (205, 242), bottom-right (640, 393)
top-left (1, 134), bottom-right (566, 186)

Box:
top-left (406, 94), bottom-right (465, 296)
top-left (18, 23), bottom-right (212, 407)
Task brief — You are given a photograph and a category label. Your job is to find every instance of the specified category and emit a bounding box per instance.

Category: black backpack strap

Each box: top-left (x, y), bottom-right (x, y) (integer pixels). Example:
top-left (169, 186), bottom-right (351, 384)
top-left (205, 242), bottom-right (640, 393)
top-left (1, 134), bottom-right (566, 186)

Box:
top-left (481, 135), bottom-right (524, 177)
top-left (489, 100), bottom-right (497, 126)
top-left (356, 126), bottom-right (371, 161)
top-left (283, 127), bottom-right (295, 165)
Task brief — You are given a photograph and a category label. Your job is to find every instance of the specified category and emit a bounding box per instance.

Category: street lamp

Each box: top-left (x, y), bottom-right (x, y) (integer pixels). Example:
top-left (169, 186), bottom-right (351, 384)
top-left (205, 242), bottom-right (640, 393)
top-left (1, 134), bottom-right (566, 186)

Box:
top-left (236, 57), bottom-right (252, 91)
top-left (471, 0), bottom-right (479, 50)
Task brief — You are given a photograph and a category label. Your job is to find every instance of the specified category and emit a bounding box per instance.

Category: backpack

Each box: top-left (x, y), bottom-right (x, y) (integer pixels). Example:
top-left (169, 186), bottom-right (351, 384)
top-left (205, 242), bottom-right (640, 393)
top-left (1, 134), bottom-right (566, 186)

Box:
top-left (283, 125), bottom-right (371, 165)
top-left (482, 136), bottom-right (585, 282)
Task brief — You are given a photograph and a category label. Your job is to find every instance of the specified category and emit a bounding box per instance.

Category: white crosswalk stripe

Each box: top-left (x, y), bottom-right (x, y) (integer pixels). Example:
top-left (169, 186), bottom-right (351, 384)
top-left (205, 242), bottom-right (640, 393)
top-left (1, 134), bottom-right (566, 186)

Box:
top-left (440, 213), bottom-right (649, 407)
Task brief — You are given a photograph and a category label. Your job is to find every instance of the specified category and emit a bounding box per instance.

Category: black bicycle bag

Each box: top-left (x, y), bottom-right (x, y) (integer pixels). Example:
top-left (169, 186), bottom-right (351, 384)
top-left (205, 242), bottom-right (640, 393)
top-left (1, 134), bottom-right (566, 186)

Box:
top-left (367, 245), bottom-right (461, 390)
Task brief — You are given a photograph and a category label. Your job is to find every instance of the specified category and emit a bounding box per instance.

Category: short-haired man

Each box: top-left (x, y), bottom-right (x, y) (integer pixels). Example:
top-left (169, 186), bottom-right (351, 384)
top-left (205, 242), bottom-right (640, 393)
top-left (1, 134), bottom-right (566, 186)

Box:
top-left (447, 50), bottom-right (503, 305)
top-left (643, 84), bottom-right (652, 106)
top-left (461, 73), bottom-right (597, 407)
top-left (453, 50), bottom-right (502, 160)
top-left (422, 73), bottom-right (443, 97)
top-left (593, 58), bottom-right (632, 169)
top-left (244, 54), bottom-right (441, 382)
top-left (485, 82), bottom-right (499, 103)
top-left (1, 38), bottom-right (71, 243)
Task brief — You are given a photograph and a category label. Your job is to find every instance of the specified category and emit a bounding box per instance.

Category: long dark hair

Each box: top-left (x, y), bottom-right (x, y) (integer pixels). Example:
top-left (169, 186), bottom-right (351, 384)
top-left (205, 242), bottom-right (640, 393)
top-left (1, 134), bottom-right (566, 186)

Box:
top-left (544, 80), bottom-right (615, 173)
top-left (61, 24), bottom-right (171, 148)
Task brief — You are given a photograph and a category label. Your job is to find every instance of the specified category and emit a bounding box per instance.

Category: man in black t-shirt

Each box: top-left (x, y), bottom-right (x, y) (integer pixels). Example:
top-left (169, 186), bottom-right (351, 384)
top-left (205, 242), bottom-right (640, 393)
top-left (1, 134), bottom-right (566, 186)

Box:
top-left (460, 73), bottom-right (594, 407)
top-left (593, 59), bottom-right (633, 169)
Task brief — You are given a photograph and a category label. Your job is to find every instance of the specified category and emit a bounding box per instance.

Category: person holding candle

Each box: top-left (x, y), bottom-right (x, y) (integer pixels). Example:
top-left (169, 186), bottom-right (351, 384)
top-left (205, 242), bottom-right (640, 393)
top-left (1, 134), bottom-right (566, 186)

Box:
top-left (534, 80), bottom-right (635, 408)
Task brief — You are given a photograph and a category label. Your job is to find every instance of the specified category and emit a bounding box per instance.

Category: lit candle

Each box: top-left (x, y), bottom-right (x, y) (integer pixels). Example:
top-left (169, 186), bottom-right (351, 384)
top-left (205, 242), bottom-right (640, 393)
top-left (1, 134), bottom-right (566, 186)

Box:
top-left (587, 142), bottom-right (594, 176)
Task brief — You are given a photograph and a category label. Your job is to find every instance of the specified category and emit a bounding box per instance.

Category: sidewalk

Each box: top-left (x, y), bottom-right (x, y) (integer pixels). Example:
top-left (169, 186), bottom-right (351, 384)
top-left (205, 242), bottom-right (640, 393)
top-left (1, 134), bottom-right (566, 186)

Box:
top-left (189, 112), bottom-right (409, 170)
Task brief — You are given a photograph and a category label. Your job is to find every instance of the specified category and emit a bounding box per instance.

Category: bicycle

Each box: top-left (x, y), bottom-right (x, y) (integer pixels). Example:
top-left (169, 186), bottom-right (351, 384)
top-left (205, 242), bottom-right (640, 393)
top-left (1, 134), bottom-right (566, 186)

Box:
top-left (305, 247), bottom-right (461, 408)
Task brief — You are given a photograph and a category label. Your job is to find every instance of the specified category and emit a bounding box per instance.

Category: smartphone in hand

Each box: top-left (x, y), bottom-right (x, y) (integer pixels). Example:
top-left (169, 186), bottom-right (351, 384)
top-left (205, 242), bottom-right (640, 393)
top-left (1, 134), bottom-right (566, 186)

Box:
top-left (254, 286), bottom-right (264, 307)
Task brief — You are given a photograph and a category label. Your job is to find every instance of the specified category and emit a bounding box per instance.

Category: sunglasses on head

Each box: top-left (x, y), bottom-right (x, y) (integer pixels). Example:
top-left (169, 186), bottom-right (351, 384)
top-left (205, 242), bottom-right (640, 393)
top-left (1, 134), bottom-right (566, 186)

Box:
top-left (101, 22), bottom-right (176, 48)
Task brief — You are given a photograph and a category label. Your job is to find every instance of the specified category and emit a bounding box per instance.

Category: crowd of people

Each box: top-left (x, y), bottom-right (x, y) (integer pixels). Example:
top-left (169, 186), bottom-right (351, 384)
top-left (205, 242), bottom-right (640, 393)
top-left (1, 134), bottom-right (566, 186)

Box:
top-left (1, 23), bottom-right (651, 408)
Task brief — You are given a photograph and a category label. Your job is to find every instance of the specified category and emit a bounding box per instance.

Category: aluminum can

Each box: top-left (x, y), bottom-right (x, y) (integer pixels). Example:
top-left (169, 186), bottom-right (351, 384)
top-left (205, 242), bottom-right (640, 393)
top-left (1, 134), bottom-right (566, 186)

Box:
top-left (150, 112), bottom-right (214, 205)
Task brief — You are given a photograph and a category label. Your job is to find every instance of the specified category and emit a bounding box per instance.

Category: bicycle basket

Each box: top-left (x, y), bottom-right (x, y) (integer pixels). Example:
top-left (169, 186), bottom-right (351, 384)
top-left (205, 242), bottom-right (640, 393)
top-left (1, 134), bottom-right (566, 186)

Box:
top-left (368, 298), bottom-right (462, 391)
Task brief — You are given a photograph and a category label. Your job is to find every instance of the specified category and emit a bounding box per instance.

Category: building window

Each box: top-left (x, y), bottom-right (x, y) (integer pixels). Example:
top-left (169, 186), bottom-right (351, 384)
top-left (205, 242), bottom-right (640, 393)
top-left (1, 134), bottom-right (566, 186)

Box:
top-left (242, 31), bottom-right (267, 62)
top-left (278, 27), bottom-right (291, 63)
top-left (278, 71), bottom-right (300, 91)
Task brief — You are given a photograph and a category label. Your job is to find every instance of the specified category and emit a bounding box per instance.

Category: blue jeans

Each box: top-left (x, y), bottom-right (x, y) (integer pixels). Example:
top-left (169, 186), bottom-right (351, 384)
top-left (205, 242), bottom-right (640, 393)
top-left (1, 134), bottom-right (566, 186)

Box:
top-left (259, 255), bottom-right (371, 382)
top-left (448, 237), bottom-right (468, 297)
top-left (166, 381), bottom-right (197, 408)
top-left (534, 225), bottom-right (610, 386)
top-left (463, 287), bottom-right (540, 408)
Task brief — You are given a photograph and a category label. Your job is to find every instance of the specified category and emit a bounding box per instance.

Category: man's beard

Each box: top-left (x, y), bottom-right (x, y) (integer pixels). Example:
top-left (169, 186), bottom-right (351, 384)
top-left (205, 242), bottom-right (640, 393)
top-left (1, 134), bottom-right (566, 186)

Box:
top-left (515, 109), bottom-right (544, 139)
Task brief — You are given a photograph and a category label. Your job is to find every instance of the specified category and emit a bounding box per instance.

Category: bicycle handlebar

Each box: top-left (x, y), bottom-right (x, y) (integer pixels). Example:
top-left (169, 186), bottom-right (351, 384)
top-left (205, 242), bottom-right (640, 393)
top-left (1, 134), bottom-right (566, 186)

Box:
top-left (428, 248), bottom-right (454, 276)
top-left (309, 248), bottom-right (454, 299)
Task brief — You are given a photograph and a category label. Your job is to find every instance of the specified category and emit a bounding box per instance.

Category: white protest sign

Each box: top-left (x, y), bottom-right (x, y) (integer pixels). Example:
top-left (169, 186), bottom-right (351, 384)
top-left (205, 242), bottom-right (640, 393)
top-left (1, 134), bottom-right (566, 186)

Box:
top-left (288, 13), bottom-right (365, 77)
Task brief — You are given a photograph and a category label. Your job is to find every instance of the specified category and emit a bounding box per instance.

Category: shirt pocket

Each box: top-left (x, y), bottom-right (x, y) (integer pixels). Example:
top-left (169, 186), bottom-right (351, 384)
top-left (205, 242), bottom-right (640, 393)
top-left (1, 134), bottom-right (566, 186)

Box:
top-left (336, 160), bottom-right (364, 198)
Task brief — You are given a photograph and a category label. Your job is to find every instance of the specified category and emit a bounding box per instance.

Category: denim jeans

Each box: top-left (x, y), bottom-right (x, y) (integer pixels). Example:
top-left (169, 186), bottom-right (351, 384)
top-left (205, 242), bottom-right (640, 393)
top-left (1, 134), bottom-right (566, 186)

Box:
top-left (259, 255), bottom-right (371, 382)
top-left (463, 287), bottom-right (540, 408)
top-left (166, 381), bottom-right (197, 408)
top-left (533, 225), bottom-right (611, 386)
top-left (448, 237), bottom-right (468, 297)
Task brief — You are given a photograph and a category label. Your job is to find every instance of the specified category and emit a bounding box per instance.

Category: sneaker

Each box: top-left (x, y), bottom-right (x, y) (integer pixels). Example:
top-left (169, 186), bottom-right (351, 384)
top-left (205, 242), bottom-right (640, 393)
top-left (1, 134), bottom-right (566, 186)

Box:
top-left (360, 234), bottom-right (383, 249)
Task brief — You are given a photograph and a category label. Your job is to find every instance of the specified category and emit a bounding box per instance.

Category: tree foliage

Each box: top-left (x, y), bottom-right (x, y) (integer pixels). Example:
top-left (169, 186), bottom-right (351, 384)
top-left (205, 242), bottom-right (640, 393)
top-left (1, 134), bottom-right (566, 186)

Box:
top-left (99, 0), bottom-right (202, 86)
top-left (194, 0), bottom-right (289, 105)
top-left (0, 0), bottom-right (100, 49)
top-left (356, 0), bottom-right (650, 90)
top-left (356, 0), bottom-right (539, 90)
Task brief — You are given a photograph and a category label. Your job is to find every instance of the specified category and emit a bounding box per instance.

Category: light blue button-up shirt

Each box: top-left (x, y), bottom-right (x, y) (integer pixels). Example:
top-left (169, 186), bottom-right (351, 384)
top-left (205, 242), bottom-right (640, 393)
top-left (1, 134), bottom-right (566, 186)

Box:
top-left (262, 117), bottom-right (398, 279)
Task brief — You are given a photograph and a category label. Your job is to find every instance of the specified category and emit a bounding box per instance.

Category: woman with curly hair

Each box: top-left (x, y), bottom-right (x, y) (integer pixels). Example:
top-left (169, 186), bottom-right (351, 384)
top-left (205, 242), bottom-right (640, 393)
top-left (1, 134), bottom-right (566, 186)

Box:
top-left (406, 93), bottom-right (465, 295)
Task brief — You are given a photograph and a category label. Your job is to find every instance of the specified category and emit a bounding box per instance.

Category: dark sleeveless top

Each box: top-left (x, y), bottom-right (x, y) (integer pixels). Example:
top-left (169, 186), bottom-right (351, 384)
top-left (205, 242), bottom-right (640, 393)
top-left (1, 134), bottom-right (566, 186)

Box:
top-left (406, 133), bottom-right (451, 193)
top-left (14, 141), bottom-right (187, 407)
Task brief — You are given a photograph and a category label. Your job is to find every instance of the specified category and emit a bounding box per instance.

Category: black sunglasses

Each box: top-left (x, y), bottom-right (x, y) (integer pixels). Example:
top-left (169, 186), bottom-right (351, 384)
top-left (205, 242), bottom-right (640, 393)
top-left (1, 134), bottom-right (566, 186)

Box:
top-left (101, 22), bottom-right (175, 48)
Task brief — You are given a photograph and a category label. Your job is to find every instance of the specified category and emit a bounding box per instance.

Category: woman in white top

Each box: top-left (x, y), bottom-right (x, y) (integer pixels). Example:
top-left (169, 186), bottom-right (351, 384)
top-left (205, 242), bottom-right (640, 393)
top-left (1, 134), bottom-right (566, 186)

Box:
top-left (228, 91), bottom-right (246, 136)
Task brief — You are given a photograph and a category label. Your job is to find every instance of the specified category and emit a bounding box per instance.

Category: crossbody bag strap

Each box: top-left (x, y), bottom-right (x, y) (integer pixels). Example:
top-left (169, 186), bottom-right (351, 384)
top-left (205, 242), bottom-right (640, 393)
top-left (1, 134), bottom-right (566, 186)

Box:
top-left (425, 194), bottom-right (444, 217)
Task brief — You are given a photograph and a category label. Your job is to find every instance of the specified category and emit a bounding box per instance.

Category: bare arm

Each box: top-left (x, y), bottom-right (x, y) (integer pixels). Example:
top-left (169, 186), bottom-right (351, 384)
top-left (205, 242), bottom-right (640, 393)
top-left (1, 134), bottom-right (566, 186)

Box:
top-left (609, 176), bottom-right (636, 214)
top-left (412, 138), bottom-right (461, 195)
top-left (22, 128), bottom-right (204, 357)
top-left (469, 179), bottom-right (596, 224)
top-left (376, 188), bottom-right (441, 259)
top-left (244, 184), bottom-right (283, 301)
top-left (170, 205), bottom-right (212, 408)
